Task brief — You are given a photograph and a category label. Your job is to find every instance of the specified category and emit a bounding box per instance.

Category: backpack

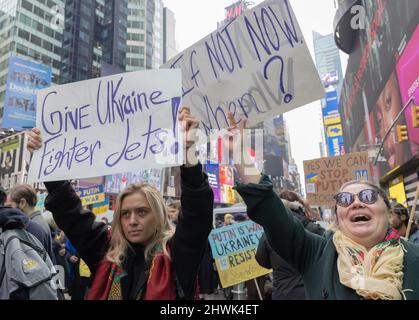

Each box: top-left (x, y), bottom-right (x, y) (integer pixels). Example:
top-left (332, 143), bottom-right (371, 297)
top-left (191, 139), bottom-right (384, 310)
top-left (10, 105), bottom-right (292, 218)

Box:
top-left (0, 227), bottom-right (58, 300)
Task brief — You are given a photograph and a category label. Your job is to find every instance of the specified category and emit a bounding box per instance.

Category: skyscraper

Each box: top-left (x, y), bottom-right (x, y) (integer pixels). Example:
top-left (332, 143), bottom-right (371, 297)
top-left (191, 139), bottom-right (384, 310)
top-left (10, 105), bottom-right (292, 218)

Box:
top-left (163, 7), bottom-right (177, 64)
top-left (313, 31), bottom-right (345, 157)
top-left (313, 31), bottom-right (344, 97)
top-left (145, 0), bottom-right (163, 69)
top-left (0, 0), bottom-right (64, 123)
top-left (126, 0), bottom-right (164, 71)
top-left (60, 0), bottom-right (127, 83)
top-left (126, 0), bottom-right (146, 72)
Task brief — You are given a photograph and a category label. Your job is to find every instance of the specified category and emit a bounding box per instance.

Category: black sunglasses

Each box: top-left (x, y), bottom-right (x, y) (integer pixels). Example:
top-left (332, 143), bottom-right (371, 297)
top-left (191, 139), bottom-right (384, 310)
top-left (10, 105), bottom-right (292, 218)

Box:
top-left (334, 189), bottom-right (379, 207)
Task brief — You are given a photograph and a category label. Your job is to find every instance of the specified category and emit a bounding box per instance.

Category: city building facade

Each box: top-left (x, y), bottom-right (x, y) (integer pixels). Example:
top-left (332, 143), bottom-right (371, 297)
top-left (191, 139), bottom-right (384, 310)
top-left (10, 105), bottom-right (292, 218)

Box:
top-left (0, 0), bottom-right (64, 126)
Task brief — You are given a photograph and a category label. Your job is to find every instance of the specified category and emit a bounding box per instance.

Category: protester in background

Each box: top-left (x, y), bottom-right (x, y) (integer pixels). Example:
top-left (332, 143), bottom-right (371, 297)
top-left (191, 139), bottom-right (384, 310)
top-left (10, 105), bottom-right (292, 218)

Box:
top-left (223, 213), bottom-right (235, 226)
top-left (100, 217), bottom-right (111, 230)
top-left (0, 187), bottom-right (6, 205)
top-left (5, 184), bottom-right (55, 264)
top-left (27, 107), bottom-right (214, 300)
top-left (279, 190), bottom-right (325, 236)
top-left (256, 192), bottom-right (325, 300)
top-left (390, 202), bottom-right (419, 244)
top-left (167, 200), bottom-right (181, 225)
top-left (227, 112), bottom-right (419, 300)
top-left (65, 240), bottom-right (91, 300)
top-left (52, 230), bottom-right (71, 294)
top-left (7, 185), bottom-right (50, 235)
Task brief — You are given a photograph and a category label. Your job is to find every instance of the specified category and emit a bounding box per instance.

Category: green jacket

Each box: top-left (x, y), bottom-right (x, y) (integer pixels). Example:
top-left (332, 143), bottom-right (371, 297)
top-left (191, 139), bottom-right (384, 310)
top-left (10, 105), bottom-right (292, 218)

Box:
top-left (236, 175), bottom-right (419, 300)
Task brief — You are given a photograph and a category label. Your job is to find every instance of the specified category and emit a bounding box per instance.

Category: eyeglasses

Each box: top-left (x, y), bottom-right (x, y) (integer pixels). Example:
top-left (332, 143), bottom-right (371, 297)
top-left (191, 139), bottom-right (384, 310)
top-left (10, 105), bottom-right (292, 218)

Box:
top-left (334, 189), bottom-right (379, 207)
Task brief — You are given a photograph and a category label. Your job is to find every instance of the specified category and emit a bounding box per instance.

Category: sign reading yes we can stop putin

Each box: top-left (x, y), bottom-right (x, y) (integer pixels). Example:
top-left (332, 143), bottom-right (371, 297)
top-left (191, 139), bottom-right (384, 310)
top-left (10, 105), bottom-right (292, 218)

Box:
top-left (304, 152), bottom-right (370, 206)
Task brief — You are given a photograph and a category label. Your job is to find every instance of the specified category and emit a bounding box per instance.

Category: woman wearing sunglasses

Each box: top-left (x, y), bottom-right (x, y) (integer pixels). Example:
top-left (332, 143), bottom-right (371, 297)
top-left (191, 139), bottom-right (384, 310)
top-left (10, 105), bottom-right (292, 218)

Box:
top-left (226, 113), bottom-right (419, 300)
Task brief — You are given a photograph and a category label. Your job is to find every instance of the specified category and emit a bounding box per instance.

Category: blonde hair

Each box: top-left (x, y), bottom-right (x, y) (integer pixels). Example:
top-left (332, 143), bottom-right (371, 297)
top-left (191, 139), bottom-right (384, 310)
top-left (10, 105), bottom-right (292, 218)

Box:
top-left (106, 183), bottom-right (175, 267)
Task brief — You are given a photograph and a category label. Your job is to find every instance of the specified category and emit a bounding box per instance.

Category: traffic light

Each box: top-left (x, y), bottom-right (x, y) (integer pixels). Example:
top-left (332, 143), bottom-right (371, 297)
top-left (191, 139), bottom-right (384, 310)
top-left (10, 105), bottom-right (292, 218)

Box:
top-left (396, 124), bottom-right (408, 142)
top-left (413, 102), bottom-right (419, 128)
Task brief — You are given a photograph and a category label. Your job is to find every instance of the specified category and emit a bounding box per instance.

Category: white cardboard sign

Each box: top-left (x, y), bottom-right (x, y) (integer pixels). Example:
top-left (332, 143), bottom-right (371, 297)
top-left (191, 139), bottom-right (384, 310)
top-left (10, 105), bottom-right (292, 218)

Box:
top-left (162, 0), bottom-right (324, 134)
top-left (28, 69), bottom-right (183, 182)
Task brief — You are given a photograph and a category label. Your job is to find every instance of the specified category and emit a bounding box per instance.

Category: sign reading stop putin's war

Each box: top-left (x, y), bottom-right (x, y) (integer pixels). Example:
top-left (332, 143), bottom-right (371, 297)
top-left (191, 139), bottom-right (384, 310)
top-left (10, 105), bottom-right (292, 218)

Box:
top-left (304, 152), bottom-right (370, 206)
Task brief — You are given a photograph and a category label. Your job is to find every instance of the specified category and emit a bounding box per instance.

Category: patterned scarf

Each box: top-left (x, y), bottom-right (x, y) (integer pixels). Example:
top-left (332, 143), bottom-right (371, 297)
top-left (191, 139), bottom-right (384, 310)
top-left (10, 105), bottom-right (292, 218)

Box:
top-left (87, 243), bottom-right (177, 300)
top-left (333, 228), bottom-right (404, 300)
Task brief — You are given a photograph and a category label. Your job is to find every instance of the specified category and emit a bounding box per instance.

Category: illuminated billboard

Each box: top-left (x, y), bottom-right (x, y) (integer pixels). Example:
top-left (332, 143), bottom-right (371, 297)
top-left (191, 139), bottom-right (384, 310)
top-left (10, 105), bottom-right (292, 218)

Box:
top-left (320, 70), bottom-right (339, 86)
top-left (323, 90), bottom-right (342, 125)
top-left (396, 25), bottom-right (419, 158)
top-left (2, 56), bottom-right (51, 130)
top-left (339, 0), bottom-right (418, 174)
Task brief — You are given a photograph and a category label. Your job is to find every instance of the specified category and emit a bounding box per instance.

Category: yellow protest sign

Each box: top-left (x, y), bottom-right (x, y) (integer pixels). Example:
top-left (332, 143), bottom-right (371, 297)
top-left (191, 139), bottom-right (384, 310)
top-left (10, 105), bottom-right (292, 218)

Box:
top-left (209, 221), bottom-right (270, 288)
top-left (76, 185), bottom-right (105, 206)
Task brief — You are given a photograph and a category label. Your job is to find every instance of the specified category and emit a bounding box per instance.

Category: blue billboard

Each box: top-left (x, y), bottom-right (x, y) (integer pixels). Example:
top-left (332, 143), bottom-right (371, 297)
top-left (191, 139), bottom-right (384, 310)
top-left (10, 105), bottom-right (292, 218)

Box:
top-left (326, 123), bottom-right (345, 156)
top-left (327, 135), bottom-right (345, 157)
top-left (325, 90), bottom-right (339, 107)
top-left (323, 90), bottom-right (341, 125)
top-left (2, 56), bottom-right (51, 130)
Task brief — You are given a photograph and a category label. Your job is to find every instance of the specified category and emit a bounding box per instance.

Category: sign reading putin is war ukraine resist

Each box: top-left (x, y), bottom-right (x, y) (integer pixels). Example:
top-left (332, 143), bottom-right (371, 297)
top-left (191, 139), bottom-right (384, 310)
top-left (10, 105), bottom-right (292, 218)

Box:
top-left (208, 220), bottom-right (271, 288)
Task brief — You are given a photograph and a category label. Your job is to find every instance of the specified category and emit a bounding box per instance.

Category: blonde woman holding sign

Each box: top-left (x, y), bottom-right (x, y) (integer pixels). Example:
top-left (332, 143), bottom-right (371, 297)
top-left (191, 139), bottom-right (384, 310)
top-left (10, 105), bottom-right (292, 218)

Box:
top-left (27, 107), bottom-right (214, 300)
top-left (226, 112), bottom-right (419, 300)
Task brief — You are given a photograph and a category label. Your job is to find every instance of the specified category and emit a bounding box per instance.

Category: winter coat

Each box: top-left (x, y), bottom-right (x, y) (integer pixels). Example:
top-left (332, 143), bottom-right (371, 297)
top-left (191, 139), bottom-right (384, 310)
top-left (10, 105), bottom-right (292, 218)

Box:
top-left (0, 206), bottom-right (55, 264)
top-left (236, 175), bottom-right (419, 300)
top-left (255, 200), bottom-right (324, 300)
top-left (408, 224), bottom-right (419, 245)
top-left (44, 164), bottom-right (213, 300)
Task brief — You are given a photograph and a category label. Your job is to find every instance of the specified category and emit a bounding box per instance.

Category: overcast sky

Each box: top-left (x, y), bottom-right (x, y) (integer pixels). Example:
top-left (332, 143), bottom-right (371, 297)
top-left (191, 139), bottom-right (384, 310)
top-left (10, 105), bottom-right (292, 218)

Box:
top-left (162, 0), bottom-right (347, 189)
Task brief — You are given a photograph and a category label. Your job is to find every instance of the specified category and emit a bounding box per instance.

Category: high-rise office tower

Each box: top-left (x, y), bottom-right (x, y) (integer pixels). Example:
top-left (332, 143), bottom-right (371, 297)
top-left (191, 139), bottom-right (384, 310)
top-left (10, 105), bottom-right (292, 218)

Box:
top-left (163, 7), bottom-right (177, 64)
top-left (60, 0), bottom-right (127, 83)
top-left (0, 0), bottom-right (64, 123)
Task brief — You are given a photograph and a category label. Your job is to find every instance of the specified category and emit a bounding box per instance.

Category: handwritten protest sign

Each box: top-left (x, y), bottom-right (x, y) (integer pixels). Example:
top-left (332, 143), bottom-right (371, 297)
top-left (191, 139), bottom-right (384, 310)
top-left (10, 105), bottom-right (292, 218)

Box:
top-left (208, 220), bottom-right (271, 288)
top-left (28, 69), bottom-right (182, 182)
top-left (304, 152), bottom-right (370, 206)
top-left (76, 184), bottom-right (105, 206)
top-left (92, 196), bottom-right (110, 215)
top-left (162, 0), bottom-right (324, 134)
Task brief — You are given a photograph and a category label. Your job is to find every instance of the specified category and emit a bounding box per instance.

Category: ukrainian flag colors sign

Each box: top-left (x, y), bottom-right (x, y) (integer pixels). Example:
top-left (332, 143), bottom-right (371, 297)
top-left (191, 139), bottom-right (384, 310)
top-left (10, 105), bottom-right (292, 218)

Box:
top-left (76, 185), bottom-right (105, 206)
top-left (208, 220), bottom-right (271, 288)
top-left (92, 196), bottom-right (110, 215)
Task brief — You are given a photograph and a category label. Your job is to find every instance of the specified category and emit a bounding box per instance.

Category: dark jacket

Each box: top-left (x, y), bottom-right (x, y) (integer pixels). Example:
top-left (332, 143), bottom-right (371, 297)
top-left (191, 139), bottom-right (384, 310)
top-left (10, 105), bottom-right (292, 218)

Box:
top-left (408, 224), bottom-right (419, 244)
top-left (0, 206), bottom-right (55, 264)
top-left (29, 211), bottom-right (51, 236)
top-left (236, 175), bottom-right (419, 300)
top-left (255, 200), bottom-right (325, 300)
top-left (44, 163), bottom-right (213, 300)
top-left (256, 233), bottom-right (305, 300)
